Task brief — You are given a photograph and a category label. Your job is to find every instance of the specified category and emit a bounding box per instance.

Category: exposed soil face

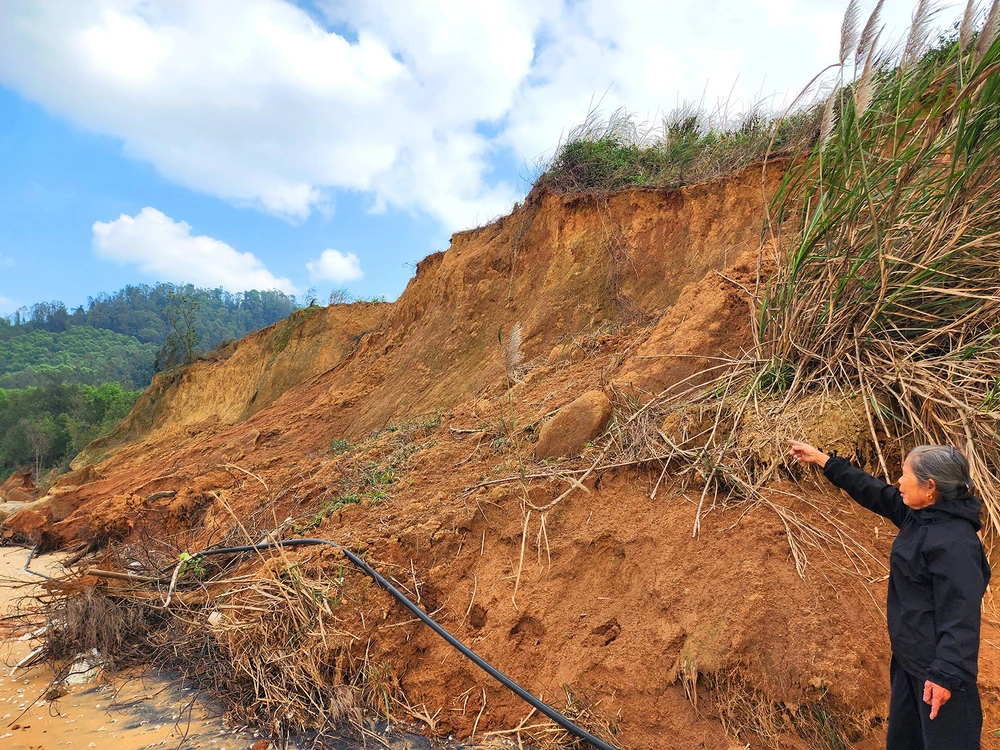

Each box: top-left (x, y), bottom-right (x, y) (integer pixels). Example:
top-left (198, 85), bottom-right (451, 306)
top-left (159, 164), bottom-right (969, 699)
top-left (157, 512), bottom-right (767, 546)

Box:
top-left (4, 163), bottom-right (1000, 749)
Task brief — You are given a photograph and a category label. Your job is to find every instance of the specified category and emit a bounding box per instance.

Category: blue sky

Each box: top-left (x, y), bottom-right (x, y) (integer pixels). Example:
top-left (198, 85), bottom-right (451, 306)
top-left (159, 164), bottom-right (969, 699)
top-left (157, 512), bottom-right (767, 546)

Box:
top-left (0, 0), bottom-right (938, 315)
top-left (0, 85), bottom-right (457, 311)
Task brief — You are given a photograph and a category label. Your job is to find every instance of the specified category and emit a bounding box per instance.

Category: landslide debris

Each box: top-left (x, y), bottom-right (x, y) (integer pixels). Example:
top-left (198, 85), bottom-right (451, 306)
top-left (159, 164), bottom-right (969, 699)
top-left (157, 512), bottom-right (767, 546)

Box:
top-left (5, 155), bottom-right (999, 750)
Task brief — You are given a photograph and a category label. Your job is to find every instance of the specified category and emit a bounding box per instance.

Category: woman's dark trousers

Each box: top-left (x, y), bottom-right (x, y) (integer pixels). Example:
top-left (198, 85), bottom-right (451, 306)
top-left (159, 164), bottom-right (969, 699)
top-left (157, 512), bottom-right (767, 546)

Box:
top-left (886, 657), bottom-right (982, 749)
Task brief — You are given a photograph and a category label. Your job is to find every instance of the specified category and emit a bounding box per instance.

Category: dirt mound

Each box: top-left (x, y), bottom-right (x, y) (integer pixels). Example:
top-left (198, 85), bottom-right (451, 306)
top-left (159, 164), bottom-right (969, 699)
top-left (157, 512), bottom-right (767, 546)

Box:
top-left (0, 469), bottom-right (35, 503)
top-left (6, 162), bottom-right (999, 749)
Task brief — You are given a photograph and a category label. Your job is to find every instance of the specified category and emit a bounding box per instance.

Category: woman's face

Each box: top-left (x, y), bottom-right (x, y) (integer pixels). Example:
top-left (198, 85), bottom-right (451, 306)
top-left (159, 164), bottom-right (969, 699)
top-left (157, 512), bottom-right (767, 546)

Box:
top-left (898, 456), bottom-right (936, 509)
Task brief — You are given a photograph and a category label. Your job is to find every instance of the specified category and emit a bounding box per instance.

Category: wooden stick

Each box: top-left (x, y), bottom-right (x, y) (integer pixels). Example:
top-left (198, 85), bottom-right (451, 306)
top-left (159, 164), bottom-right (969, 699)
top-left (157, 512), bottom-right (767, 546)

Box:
top-left (84, 568), bottom-right (160, 584)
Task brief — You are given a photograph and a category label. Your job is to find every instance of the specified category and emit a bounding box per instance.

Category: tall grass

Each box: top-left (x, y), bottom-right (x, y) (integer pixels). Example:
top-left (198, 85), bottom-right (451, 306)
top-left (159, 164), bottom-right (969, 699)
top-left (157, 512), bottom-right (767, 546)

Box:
top-left (761, 2), bottom-right (1000, 527)
top-left (644, 1), bottom-right (1000, 539)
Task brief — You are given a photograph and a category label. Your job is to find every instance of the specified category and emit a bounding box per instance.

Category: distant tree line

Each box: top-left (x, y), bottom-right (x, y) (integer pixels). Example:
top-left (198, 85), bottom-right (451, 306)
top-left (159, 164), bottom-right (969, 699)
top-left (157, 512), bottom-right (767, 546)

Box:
top-left (0, 284), bottom-right (297, 348)
top-left (0, 284), bottom-right (298, 389)
top-left (0, 381), bottom-right (141, 484)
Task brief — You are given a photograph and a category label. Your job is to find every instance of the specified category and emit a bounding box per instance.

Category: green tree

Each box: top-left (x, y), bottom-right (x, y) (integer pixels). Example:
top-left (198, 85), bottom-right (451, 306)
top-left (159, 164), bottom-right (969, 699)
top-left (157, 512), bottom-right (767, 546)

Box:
top-left (22, 415), bottom-right (56, 478)
top-left (160, 291), bottom-right (202, 369)
top-left (0, 382), bottom-right (142, 483)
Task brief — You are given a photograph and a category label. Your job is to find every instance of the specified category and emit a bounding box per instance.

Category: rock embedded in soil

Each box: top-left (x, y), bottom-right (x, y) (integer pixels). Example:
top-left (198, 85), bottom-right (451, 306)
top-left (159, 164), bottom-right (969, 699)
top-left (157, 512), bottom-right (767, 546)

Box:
top-left (534, 389), bottom-right (613, 458)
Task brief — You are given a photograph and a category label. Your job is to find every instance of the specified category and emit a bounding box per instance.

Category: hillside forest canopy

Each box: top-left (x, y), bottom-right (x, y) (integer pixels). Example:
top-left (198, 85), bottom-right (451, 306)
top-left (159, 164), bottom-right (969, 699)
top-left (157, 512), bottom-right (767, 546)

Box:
top-left (0, 283), bottom-right (300, 485)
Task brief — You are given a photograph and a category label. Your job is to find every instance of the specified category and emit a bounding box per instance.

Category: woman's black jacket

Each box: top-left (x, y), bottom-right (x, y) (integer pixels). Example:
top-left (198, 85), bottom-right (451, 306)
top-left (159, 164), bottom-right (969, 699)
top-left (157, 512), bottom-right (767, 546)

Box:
top-left (824, 456), bottom-right (990, 691)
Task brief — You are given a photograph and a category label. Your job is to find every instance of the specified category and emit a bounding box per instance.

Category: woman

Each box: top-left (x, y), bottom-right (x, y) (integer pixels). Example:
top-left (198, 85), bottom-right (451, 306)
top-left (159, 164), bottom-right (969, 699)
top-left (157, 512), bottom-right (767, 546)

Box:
top-left (788, 440), bottom-right (990, 749)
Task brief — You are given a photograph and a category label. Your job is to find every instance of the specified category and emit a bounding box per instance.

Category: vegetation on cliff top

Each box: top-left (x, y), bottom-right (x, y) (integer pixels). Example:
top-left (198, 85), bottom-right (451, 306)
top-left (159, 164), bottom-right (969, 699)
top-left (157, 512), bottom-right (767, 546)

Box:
top-left (536, 103), bottom-right (820, 193)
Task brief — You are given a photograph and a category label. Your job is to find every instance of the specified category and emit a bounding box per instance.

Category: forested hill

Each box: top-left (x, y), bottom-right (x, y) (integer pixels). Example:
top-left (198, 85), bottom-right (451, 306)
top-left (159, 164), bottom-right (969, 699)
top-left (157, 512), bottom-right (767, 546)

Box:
top-left (0, 284), bottom-right (299, 390)
top-left (0, 284), bottom-right (299, 485)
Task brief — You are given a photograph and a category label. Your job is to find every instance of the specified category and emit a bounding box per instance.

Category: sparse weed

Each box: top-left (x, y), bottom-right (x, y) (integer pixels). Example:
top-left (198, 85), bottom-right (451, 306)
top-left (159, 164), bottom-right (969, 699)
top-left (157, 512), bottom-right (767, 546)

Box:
top-left (490, 681), bottom-right (622, 750)
top-left (293, 492), bottom-right (361, 534)
top-left (329, 438), bottom-right (352, 455)
top-left (360, 462), bottom-right (395, 503)
top-left (383, 412), bottom-right (445, 435)
top-left (326, 289), bottom-right (388, 305)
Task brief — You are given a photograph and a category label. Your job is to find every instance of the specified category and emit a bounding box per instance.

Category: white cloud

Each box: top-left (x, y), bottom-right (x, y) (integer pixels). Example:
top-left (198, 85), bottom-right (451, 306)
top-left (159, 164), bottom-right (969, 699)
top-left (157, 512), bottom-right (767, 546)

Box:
top-left (0, 0), bottom-right (531, 225)
top-left (0, 1), bottom-right (926, 230)
top-left (92, 207), bottom-right (297, 293)
top-left (307, 249), bottom-right (364, 283)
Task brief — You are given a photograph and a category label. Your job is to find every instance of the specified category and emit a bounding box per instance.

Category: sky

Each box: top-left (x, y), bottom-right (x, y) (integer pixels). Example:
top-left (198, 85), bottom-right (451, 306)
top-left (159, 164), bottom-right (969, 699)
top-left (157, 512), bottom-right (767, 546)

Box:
top-left (0, 0), bottom-right (950, 315)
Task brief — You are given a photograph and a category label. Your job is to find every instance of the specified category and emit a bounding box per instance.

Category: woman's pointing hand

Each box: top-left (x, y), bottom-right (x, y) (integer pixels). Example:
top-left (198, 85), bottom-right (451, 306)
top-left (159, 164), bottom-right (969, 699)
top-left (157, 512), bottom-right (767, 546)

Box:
top-left (788, 440), bottom-right (829, 468)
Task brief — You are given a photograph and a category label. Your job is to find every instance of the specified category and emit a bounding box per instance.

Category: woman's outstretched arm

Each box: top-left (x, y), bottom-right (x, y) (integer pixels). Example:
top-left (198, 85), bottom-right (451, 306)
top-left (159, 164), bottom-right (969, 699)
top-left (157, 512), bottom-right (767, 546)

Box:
top-left (788, 440), bottom-right (909, 528)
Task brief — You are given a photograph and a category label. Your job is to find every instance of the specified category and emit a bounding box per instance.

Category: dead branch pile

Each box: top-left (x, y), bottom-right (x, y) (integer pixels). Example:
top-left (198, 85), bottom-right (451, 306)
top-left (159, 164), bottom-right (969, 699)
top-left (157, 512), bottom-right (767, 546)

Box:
top-left (36, 549), bottom-right (404, 743)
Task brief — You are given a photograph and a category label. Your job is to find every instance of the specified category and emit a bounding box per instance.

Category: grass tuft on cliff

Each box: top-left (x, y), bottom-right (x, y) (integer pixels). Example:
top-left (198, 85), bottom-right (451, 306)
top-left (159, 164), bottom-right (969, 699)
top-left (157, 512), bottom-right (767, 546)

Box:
top-left (536, 103), bottom-right (820, 193)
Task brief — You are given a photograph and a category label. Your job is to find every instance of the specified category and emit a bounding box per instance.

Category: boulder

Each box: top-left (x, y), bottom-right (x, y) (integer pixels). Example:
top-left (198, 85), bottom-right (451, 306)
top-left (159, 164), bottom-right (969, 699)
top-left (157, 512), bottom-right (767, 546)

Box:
top-left (52, 464), bottom-right (103, 490)
top-left (0, 470), bottom-right (35, 504)
top-left (534, 390), bottom-right (613, 459)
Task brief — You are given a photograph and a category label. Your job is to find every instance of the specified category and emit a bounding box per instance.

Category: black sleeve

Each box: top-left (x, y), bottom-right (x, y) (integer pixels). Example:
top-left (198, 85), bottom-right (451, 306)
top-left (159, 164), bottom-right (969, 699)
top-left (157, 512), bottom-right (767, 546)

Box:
top-left (925, 533), bottom-right (988, 690)
top-left (822, 456), bottom-right (910, 528)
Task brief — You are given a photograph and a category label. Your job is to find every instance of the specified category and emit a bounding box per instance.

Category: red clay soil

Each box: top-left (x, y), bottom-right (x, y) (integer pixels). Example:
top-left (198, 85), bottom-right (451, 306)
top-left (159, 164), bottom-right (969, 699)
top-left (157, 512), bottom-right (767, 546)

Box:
top-left (5, 163), bottom-right (1000, 749)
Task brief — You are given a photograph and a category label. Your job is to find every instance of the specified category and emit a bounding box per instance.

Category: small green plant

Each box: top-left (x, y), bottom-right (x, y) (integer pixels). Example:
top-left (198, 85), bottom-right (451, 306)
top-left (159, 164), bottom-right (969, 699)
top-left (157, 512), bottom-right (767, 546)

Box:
top-left (756, 359), bottom-right (795, 395)
top-left (329, 438), bottom-right (352, 455)
top-left (983, 378), bottom-right (1000, 411)
top-left (177, 551), bottom-right (206, 579)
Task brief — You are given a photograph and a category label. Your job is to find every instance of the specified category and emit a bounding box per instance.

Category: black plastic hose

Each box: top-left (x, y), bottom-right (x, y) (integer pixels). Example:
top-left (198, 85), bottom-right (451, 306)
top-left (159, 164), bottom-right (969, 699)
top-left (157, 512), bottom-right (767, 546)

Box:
top-left (188, 537), bottom-right (620, 750)
top-left (24, 545), bottom-right (53, 580)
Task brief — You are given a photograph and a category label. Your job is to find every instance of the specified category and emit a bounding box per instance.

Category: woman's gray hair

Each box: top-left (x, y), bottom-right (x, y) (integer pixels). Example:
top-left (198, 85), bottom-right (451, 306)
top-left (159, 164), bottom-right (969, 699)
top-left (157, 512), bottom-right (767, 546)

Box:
top-left (907, 445), bottom-right (973, 502)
